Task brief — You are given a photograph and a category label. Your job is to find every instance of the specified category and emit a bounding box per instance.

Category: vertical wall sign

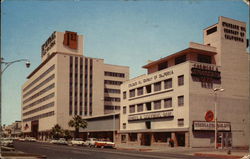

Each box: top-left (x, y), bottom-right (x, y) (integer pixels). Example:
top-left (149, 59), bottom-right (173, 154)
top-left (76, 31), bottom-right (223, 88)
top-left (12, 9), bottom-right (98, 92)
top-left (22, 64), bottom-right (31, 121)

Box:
top-left (63, 31), bottom-right (78, 49)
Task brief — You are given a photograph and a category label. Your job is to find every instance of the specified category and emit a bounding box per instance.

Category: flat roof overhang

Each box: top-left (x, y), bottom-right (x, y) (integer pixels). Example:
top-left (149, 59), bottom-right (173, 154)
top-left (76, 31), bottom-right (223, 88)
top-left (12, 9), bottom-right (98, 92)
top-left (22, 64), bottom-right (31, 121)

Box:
top-left (142, 48), bottom-right (217, 69)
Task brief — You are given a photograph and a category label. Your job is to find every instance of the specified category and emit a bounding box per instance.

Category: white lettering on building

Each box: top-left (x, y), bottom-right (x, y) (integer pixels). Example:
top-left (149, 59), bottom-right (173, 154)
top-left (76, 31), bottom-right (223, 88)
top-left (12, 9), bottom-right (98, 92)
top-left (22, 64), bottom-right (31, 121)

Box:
top-left (128, 110), bottom-right (173, 121)
top-left (128, 70), bottom-right (173, 88)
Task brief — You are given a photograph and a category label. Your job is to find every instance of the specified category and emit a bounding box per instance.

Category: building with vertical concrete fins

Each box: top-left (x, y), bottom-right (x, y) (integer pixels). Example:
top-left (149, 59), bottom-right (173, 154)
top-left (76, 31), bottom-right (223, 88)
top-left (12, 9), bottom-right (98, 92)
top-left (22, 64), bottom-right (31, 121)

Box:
top-left (21, 31), bottom-right (129, 140)
top-left (118, 17), bottom-right (249, 148)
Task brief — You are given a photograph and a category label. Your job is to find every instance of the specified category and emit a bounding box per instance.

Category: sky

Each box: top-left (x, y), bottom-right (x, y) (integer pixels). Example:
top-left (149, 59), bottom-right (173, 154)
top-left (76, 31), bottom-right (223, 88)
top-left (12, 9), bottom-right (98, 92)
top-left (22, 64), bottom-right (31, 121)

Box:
top-left (1, 0), bottom-right (249, 125)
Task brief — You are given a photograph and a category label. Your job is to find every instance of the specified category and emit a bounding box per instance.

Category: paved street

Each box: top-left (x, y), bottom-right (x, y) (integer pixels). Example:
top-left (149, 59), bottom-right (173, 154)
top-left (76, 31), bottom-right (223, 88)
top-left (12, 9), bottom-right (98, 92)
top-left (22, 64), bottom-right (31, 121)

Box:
top-left (13, 141), bottom-right (218, 159)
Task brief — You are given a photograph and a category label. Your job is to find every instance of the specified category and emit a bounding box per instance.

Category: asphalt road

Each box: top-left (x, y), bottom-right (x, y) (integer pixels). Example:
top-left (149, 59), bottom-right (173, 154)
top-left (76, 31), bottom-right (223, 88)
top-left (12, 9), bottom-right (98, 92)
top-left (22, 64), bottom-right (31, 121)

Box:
top-left (13, 141), bottom-right (218, 159)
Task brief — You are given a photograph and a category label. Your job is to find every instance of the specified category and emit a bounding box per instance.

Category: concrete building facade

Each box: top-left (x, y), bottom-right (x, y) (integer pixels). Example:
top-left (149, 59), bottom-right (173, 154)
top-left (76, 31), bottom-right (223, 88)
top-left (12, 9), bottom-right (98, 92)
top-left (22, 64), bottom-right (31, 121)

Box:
top-left (118, 17), bottom-right (249, 148)
top-left (21, 31), bottom-right (129, 140)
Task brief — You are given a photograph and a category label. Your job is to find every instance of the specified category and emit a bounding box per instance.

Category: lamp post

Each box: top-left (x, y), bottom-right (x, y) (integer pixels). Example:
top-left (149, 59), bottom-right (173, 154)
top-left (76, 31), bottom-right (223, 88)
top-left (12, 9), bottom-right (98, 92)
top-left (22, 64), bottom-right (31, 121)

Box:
top-left (0, 58), bottom-right (30, 154)
top-left (113, 105), bottom-right (116, 144)
top-left (213, 87), bottom-right (224, 149)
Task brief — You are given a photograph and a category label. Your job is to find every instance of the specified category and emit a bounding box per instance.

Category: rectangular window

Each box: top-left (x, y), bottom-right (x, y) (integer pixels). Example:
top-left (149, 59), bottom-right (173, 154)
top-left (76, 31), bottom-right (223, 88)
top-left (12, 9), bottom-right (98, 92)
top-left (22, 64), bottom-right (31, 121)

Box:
top-left (178, 96), bottom-right (184, 106)
top-left (178, 119), bottom-right (184, 127)
top-left (137, 104), bottom-right (143, 112)
top-left (178, 75), bottom-right (184, 86)
top-left (154, 100), bottom-right (161, 110)
top-left (129, 133), bottom-right (137, 142)
top-left (146, 85), bottom-right (152, 93)
top-left (197, 54), bottom-right (212, 64)
top-left (129, 105), bottom-right (135, 113)
top-left (154, 82), bottom-right (161, 92)
top-left (121, 134), bottom-right (126, 143)
top-left (123, 106), bottom-right (126, 114)
top-left (129, 89), bottom-right (135, 98)
top-left (164, 78), bottom-right (172, 89)
top-left (164, 98), bottom-right (172, 108)
top-left (123, 91), bottom-right (126, 99)
top-left (175, 55), bottom-right (186, 65)
top-left (146, 102), bottom-right (151, 111)
top-left (158, 62), bottom-right (168, 71)
top-left (123, 123), bottom-right (126, 129)
top-left (137, 87), bottom-right (143, 96)
top-left (104, 71), bottom-right (125, 78)
top-left (206, 26), bottom-right (217, 35)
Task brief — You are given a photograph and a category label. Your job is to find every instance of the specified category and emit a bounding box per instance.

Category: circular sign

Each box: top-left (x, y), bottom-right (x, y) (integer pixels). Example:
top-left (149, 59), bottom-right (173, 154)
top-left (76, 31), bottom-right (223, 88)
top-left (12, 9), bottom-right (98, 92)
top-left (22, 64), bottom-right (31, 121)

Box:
top-left (205, 110), bottom-right (214, 122)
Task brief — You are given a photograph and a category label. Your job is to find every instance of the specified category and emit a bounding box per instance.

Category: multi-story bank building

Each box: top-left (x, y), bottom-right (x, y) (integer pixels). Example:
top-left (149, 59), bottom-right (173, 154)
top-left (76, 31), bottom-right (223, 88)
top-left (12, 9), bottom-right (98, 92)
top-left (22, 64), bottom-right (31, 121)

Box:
top-left (119, 17), bottom-right (249, 148)
top-left (21, 31), bottom-right (129, 140)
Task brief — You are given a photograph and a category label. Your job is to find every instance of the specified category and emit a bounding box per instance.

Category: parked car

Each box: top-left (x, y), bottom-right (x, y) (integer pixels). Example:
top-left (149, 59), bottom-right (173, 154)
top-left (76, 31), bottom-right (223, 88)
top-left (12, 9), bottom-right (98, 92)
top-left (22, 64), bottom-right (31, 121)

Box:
top-left (241, 154), bottom-right (250, 159)
top-left (1, 138), bottom-right (14, 147)
top-left (94, 139), bottom-right (115, 148)
top-left (26, 137), bottom-right (36, 142)
top-left (50, 138), bottom-right (68, 145)
top-left (69, 138), bottom-right (84, 146)
top-left (18, 138), bottom-right (26, 142)
top-left (83, 138), bottom-right (97, 147)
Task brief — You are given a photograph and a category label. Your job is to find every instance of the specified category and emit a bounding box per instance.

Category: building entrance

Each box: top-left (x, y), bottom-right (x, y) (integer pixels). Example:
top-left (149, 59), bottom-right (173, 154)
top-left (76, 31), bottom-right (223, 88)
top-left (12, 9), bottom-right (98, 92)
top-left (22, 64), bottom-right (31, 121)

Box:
top-left (141, 133), bottom-right (151, 146)
top-left (31, 120), bottom-right (39, 139)
top-left (176, 133), bottom-right (185, 147)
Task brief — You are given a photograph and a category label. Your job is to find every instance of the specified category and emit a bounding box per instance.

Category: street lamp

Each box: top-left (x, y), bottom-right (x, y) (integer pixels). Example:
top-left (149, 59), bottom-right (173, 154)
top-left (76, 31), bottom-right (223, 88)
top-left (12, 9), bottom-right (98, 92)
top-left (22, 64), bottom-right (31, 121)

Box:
top-left (213, 87), bottom-right (224, 149)
top-left (0, 58), bottom-right (30, 154)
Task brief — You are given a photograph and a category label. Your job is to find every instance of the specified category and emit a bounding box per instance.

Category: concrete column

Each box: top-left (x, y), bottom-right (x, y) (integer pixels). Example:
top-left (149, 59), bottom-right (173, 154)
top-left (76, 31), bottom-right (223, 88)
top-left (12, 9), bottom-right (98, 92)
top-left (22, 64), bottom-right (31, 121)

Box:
top-left (171, 132), bottom-right (177, 146)
top-left (185, 132), bottom-right (189, 147)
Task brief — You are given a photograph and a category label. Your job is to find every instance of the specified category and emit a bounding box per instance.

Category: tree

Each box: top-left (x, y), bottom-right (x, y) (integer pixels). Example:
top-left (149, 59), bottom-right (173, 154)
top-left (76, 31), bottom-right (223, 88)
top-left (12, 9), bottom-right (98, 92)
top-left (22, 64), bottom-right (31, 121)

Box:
top-left (68, 115), bottom-right (87, 138)
top-left (51, 124), bottom-right (64, 139)
top-left (63, 130), bottom-right (73, 140)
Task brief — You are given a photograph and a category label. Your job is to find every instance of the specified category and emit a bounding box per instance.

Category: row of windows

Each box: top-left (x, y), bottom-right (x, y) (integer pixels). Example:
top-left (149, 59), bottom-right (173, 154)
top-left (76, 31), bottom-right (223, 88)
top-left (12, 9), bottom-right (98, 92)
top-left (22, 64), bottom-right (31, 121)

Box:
top-left (104, 105), bottom-right (120, 110)
top-left (23, 102), bottom-right (54, 116)
top-left (23, 111), bottom-right (54, 122)
top-left (104, 88), bottom-right (121, 94)
top-left (23, 74), bottom-right (55, 99)
top-left (23, 93), bottom-right (55, 110)
top-left (104, 97), bottom-right (121, 102)
top-left (123, 96), bottom-right (184, 114)
top-left (104, 80), bottom-right (123, 85)
top-left (104, 71), bottom-right (125, 78)
top-left (23, 65), bottom-right (55, 92)
top-left (69, 57), bottom-right (93, 116)
top-left (23, 83), bottom-right (55, 104)
top-left (125, 75), bottom-right (184, 99)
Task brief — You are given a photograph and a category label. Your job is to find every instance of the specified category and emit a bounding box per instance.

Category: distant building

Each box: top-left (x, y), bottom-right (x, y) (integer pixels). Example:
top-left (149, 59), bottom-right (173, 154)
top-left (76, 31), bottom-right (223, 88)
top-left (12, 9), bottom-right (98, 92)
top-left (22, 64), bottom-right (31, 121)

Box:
top-left (3, 121), bottom-right (22, 137)
top-left (21, 31), bottom-right (129, 140)
top-left (118, 17), bottom-right (249, 148)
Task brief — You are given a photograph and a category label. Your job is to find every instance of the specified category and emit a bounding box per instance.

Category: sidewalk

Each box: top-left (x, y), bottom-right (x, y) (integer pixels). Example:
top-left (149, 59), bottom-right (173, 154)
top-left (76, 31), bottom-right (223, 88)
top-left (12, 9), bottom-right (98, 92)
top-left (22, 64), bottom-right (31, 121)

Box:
top-left (115, 144), bottom-right (250, 159)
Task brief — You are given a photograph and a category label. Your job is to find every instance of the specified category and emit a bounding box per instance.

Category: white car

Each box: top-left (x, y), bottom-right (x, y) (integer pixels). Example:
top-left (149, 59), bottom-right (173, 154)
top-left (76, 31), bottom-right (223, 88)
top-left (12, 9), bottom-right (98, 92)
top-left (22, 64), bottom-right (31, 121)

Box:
top-left (69, 138), bottom-right (84, 146)
top-left (50, 138), bottom-right (68, 145)
top-left (241, 154), bottom-right (250, 159)
top-left (27, 137), bottom-right (36, 142)
top-left (1, 138), bottom-right (14, 147)
top-left (83, 138), bottom-right (97, 147)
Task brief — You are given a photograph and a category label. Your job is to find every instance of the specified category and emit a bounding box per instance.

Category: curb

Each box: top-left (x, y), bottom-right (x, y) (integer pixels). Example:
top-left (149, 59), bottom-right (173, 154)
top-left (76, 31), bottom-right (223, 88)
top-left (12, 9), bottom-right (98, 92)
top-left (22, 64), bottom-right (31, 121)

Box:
top-left (116, 147), bottom-right (153, 152)
top-left (194, 153), bottom-right (243, 159)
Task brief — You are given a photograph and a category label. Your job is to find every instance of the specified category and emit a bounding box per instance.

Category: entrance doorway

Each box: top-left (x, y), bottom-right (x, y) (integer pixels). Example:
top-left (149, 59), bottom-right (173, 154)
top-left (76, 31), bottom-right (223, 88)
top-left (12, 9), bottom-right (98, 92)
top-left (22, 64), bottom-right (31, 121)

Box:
top-left (141, 133), bottom-right (151, 146)
top-left (176, 133), bottom-right (185, 146)
top-left (31, 120), bottom-right (39, 139)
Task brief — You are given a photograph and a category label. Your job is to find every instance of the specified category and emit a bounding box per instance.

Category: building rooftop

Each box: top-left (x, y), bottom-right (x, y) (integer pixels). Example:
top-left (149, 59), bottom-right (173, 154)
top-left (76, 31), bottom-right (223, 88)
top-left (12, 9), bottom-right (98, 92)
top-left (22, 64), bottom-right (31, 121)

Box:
top-left (142, 42), bottom-right (217, 69)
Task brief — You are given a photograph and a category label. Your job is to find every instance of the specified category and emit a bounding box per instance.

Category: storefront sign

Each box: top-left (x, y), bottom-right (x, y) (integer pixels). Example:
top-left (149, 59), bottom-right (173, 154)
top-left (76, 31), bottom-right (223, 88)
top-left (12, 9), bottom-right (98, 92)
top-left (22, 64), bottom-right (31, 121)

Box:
top-left (193, 121), bottom-right (231, 131)
top-left (41, 32), bottom-right (56, 57)
top-left (128, 70), bottom-right (173, 88)
top-left (191, 64), bottom-right (221, 83)
top-left (128, 110), bottom-right (173, 121)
